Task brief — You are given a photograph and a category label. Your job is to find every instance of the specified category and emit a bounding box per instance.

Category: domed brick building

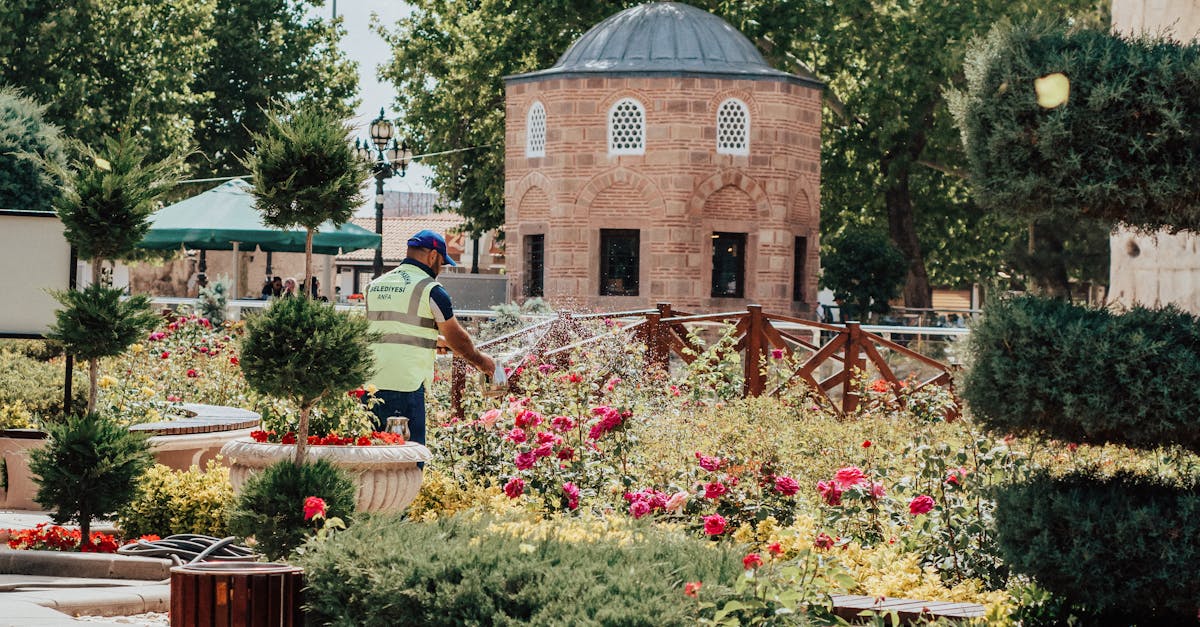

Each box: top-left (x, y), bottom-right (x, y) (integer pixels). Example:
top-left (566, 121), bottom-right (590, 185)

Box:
top-left (503, 2), bottom-right (823, 315)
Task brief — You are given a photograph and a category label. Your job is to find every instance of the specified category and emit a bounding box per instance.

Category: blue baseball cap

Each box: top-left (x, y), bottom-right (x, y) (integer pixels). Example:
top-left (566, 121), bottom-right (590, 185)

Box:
top-left (407, 229), bottom-right (457, 266)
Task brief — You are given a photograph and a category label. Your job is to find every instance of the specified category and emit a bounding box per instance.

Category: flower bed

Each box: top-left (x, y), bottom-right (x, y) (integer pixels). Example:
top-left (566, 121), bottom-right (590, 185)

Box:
top-left (4, 522), bottom-right (158, 553)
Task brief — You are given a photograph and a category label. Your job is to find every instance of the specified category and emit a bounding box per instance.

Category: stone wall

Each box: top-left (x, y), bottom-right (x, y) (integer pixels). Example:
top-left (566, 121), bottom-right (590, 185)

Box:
top-left (504, 76), bottom-right (821, 316)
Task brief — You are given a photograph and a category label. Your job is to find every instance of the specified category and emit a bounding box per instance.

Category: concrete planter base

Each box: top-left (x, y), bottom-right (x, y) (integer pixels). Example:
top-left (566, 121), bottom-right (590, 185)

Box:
top-left (219, 438), bottom-right (432, 513)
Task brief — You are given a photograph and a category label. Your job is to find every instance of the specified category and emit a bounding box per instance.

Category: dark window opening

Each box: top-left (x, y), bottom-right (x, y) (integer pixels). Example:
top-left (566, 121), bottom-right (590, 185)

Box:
top-left (711, 232), bottom-right (746, 298)
top-left (793, 236), bottom-right (808, 302)
top-left (524, 234), bottom-right (545, 297)
top-left (600, 229), bottom-right (639, 296)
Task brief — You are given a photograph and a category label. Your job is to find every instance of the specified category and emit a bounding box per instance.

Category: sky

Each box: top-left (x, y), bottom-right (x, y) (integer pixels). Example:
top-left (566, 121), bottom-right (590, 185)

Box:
top-left (319, 1), bottom-right (437, 195)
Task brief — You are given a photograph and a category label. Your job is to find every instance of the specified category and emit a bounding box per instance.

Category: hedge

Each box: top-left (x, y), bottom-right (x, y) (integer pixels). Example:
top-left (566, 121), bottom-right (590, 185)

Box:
top-left (298, 513), bottom-right (746, 626)
top-left (963, 296), bottom-right (1200, 452)
top-left (994, 472), bottom-right (1200, 623)
top-left (951, 19), bottom-right (1200, 231)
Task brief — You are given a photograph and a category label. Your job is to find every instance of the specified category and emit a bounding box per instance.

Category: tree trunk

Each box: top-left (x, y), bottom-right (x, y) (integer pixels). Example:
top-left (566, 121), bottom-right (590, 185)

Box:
top-left (1029, 221), bottom-right (1072, 299)
top-left (304, 229), bottom-right (314, 299)
top-left (294, 403), bottom-right (310, 466)
top-left (86, 358), bottom-right (98, 415)
top-left (79, 507), bottom-right (91, 544)
top-left (884, 168), bottom-right (933, 309)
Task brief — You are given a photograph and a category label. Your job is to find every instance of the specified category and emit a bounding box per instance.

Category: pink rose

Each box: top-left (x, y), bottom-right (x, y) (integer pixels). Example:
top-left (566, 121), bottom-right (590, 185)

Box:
top-left (479, 409), bottom-right (502, 428)
top-left (562, 482), bottom-right (580, 510)
top-left (550, 415), bottom-right (576, 432)
top-left (505, 428), bottom-right (527, 444)
top-left (742, 553), bottom-right (763, 570)
top-left (834, 466), bottom-right (866, 488)
top-left (695, 452), bottom-right (722, 472)
top-left (665, 491), bottom-right (689, 512)
top-left (813, 532), bottom-right (836, 551)
top-left (536, 431), bottom-right (562, 446)
top-left (504, 477), bottom-right (525, 499)
top-left (515, 410), bottom-right (543, 428)
top-left (629, 500), bottom-right (651, 519)
top-left (555, 446), bottom-right (575, 461)
top-left (533, 443), bottom-right (554, 459)
top-left (909, 494), bottom-right (935, 516)
top-left (817, 480), bottom-right (844, 506)
top-left (774, 476), bottom-right (800, 496)
top-left (868, 481), bottom-right (886, 499)
top-left (514, 451), bottom-right (537, 470)
top-left (703, 481), bottom-right (727, 499)
top-left (703, 514), bottom-right (726, 536)
top-left (770, 348), bottom-right (785, 359)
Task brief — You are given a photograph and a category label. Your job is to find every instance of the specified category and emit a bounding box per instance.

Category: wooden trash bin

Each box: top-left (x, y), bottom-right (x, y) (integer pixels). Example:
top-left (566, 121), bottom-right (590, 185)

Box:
top-left (170, 562), bottom-right (304, 627)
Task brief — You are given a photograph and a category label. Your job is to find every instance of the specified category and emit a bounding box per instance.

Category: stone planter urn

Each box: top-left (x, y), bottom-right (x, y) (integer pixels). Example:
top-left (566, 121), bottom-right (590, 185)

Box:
top-left (219, 438), bottom-right (432, 513)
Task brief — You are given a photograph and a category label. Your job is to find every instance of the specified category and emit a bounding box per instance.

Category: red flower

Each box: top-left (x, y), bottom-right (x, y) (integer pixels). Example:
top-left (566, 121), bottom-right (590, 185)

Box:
top-left (504, 477), bottom-right (525, 499)
top-left (870, 379), bottom-right (890, 393)
top-left (695, 452), bottom-right (722, 472)
top-left (742, 553), bottom-right (763, 570)
top-left (515, 410), bottom-right (543, 428)
top-left (684, 581), bottom-right (702, 598)
top-left (629, 500), bottom-right (651, 519)
top-left (555, 446), bottom-right (575, 461)
top-left (356, 436), bottom-right (371, 446)
top-left (834, 466), bottom-right (866, 488)
top-left (307, 435), bottom-right (320, 445)
top-left (505, 428), bottom-right (527, 444)
top-left (774, 476), bottom-right (800, 496)
top-left (229, 356), bottom-right (239, 366)
top-left (349, 388), bottom-right (365, 398)
top-left (562, 482), bottom-right (580, 510)
top-left (514, 451), bottom-right (537, 470)
top-left (250, 430), bottom-right (270, 443)
top-left (186, 369), bottom-right (198, 378)
top-left (703, 481), bottom-right (727, 499)
top-left (550, 415), bottom-right (576, 432)
top-left (862, 440), bottom-right (872, 448)
top-left (703, 514), bottom-right (726, 535)
top-left (817, 480), bottom-right (844, 506)
top-left (160, 351), bottom-right (170, 359)
top-left (303, 496), bottom-right (327, 521)
top-left (767, 542), bottom-right (783, 556)
top-left (281, 432), bottom-right (297, 444)
top-left (909, 494), bottom-right (935, 516)
top-left (813, 532), bottom-right (836, 551)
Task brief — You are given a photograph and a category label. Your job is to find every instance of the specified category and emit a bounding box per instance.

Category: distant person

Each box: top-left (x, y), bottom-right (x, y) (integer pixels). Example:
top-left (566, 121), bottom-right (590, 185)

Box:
top-left (260, 279), bottom-right (273, 300)
top-left (282, 277), bottom-right (298, 298)
top-left (310, 277), bottom-right (326, 301)
top-left (271, 276), bottom-right (283, 298)
top-left (365, 230), bottom-right (494, 447)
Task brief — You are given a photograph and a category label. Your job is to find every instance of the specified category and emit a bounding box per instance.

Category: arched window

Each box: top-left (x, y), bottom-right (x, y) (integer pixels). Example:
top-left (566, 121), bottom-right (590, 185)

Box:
top-left (608, 98), bottom-right (645, 156)
top-left (716, 98), bottom-right (750, 155)
top-left (526, 101), bottom-right (546, 158)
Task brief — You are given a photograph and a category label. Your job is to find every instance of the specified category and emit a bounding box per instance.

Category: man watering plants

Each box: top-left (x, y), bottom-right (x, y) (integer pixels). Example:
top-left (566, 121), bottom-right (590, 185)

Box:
top-left (365, 230), bottom-right (495, 446)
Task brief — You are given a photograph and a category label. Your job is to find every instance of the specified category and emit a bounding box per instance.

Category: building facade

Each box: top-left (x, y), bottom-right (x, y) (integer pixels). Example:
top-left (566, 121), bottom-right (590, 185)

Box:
top-left (503, 2), bottom-right (823, 315)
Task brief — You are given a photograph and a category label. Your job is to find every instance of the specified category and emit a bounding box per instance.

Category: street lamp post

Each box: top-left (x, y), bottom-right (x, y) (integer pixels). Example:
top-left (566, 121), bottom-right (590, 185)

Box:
top-left (356, 108), bottom-right (413, 278)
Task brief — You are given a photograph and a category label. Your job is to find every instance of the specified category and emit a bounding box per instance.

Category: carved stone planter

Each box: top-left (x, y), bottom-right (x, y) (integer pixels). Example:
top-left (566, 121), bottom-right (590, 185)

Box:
top-left (219, 438), bottom-right (432, 513)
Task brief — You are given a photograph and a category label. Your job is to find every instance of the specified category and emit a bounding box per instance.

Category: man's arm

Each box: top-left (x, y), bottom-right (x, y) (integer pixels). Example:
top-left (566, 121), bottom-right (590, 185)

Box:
top-left (437, 316), bottom-right (495, 377)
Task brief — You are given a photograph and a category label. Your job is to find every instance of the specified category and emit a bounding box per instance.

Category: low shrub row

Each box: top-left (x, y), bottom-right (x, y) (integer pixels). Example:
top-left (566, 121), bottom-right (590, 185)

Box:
top-left (993, 471), bottom-right (1200, 623)
top-left (964, 296), bottom-right (1200, 452)
top-left (0, 348), bottom-right (86, 426)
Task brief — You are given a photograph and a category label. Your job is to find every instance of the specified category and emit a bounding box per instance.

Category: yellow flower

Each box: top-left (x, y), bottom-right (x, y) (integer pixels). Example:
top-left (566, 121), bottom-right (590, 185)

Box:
top-left (98, 375), bottom-right (118, 389)
top-left (130, 343), bottom-right (144, 354)
top-left (141, 387), bottom-right (156, 399)
top-left (365, 384), bottom-right (378, 395)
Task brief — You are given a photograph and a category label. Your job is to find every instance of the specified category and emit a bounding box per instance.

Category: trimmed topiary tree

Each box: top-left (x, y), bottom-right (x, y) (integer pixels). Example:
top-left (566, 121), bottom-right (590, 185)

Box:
top-left (949, 19), bottom-right (1200, 232)
top-left (45, 131), bottom-right (184, 414)
top-left (957, 18), bottom-right (1200, 622)
top-left (239, 296), bottom-right (376, 464)
top-left (0, 88), bottom-right (64, 213)
top-left (819, 228), bottom-right (907, 322)
top-left (30, 413), bottom-right (154, 541)
top-left (243, 102), bottom-right (369, 295)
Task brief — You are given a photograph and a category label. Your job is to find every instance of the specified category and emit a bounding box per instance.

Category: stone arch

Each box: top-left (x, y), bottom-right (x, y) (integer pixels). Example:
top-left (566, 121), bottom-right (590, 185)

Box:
top-left (575, 167), bottom-right (665, 216)
top-left (513, 171), bottom-right (554, 221)
top-left (707, 88), bottom-right (760, 116)
top-left (687, 169), bottom-right (772, 219)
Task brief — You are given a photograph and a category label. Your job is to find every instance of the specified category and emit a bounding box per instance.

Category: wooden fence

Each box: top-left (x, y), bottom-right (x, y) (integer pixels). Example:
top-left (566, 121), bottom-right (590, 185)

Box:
top-left (450, 303), bottom-right (958, 420)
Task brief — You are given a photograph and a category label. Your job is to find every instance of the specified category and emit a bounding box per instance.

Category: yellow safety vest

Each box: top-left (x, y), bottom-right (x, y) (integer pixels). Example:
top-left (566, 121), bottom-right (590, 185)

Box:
top-left (365, 264), bottom-right (441, 392)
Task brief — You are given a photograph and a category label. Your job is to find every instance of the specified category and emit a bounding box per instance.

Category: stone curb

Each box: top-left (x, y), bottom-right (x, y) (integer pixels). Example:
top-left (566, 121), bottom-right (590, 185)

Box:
top-left (0, 547), bottom-right (172, 581)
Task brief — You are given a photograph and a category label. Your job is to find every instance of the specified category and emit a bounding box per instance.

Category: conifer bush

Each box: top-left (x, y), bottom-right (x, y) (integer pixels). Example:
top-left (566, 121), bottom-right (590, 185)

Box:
top-left (950, 20), bottom-right (1200, 231)
top-left (298, 513), bottom-right (746, 626)
top-left (963, 296), bottom-right (1200, 452)
top-left (0, 88), bottom-right (64, 213)
top-left (226, 458), bottom-right (355, 561)
top-left (993, 472), bottom-right (1200, 623)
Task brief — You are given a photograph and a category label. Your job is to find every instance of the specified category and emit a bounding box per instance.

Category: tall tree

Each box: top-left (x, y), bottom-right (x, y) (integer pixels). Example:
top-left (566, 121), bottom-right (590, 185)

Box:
top-left (0, 0), bottom-right (214, 159)
top-left (378, 0), bottom-right (636, 237)
top-left (0, 87), bottom-right (65, 213)
top-left (191, 0), bottom-right (359, 176)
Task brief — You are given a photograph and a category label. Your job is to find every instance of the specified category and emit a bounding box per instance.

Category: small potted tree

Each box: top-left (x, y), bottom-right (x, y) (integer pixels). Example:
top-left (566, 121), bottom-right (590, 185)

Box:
top-left (222, 103), bottom-right (430, 513)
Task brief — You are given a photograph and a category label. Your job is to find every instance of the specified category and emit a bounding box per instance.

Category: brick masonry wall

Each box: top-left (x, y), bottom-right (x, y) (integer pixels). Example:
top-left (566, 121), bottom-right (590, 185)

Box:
top-left (505, 75), bottom-right (821, 316)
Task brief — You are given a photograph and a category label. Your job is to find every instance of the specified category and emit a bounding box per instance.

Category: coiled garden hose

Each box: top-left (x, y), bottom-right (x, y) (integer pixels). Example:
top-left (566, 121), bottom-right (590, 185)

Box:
top-left (116, 533), bottom-right (259, 565)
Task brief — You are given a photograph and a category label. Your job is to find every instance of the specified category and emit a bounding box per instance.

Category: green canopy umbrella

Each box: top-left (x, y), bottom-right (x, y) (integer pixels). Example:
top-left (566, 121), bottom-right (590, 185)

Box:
top-left (140, 178), bottom-right (381, 255)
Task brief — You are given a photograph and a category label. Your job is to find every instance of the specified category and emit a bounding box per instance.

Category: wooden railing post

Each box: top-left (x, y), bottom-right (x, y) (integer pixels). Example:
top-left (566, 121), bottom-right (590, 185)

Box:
top-left (842, 321), bottom-right (864, 414)
top-left (642, 310), bottom-right (660, 368)
top-left (744, 305), bottom-right (766, 397)
top-left (653, 302), bottom-right (672, 370)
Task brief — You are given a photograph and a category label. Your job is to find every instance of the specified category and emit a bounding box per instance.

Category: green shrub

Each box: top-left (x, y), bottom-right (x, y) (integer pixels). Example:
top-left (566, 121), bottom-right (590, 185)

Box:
top-left (963, 296), bottom-right (1200, 452)
top-left (993, 472), bottom-right (1200, 624)
top-left (0, 87), bottom-right (65, 214)
top-left (0, 339), bottom-right (65, 362)
top-left (297, 513), bottom-right (747, 627)
top-left (819, 228), bottom-right (907, 321)
top-left (950, 20), bottom-right (1200, 231)
top-left (226, 459), bottom-right (355, 561)
top-left (29, 413), bottom-right (154, 540)
top-left (117, 460), bottom-right (234, 538)
top-left (0, 349), bottom-right (86, 425)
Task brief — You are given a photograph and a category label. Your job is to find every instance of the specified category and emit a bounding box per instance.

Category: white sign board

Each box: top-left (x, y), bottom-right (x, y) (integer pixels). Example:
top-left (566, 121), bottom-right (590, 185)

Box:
top-left (0, 212), bottom-right (71, 337)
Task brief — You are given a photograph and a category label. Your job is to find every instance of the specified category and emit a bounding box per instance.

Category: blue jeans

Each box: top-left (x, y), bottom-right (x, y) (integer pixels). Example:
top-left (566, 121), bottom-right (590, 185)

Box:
top-left (369, 385), bottom-right (426, 446)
